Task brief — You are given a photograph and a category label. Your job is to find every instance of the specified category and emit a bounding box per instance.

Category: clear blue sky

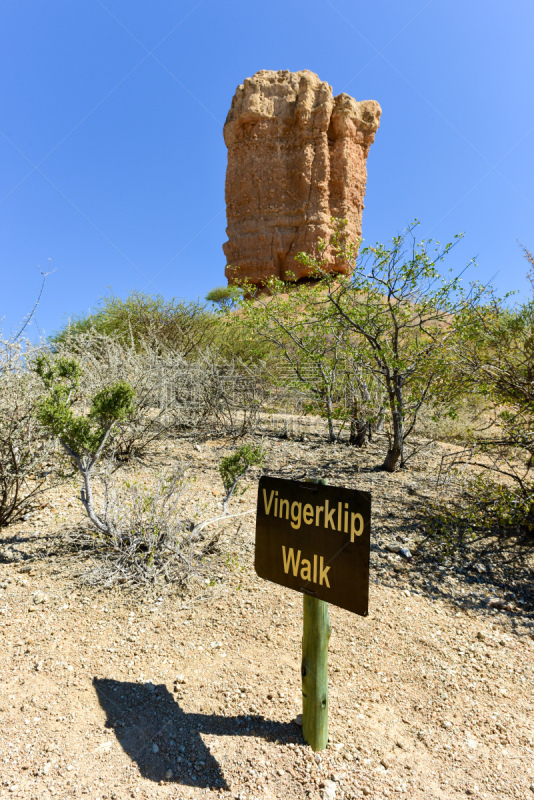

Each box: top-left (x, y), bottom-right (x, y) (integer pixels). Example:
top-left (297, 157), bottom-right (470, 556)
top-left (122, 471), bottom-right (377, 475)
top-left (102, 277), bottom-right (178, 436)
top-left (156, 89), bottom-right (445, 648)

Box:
top-left (1, 0), bottom-right (533, 340)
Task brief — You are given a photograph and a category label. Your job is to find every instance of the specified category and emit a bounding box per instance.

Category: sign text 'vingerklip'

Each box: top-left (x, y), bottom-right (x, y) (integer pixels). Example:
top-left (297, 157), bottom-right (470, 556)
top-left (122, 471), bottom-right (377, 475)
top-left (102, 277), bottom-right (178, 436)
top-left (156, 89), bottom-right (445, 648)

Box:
top-left (255, 476), bottom-right (371, 615)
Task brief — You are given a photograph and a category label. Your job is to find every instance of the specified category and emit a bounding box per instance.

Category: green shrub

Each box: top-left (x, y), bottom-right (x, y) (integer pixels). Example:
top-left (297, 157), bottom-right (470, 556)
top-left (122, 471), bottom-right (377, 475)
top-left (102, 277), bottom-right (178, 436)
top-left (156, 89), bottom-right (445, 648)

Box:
top-left (50, 291), bottom-right (217, 359)
top-left (51, 290), bottom-right (274, 364)
top-left (422, 473), bottom-right (534, 564)
top-left (34, 352), bottom-right (136, 535)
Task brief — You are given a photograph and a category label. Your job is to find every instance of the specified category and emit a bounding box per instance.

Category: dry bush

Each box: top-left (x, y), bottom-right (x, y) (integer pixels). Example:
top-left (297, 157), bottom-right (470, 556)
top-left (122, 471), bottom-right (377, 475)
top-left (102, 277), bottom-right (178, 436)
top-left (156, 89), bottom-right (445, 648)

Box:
top-left (72, 455), bottom-right (258, 590)
top-left (74, 466), bottom-right (212, 588)
top-left (430, 256), bottom-right (534, 550)
top-left (418, 454), bottom-right (534, 610)
top-left (54, 329), bottom-right (193, 460)
top-left (413, 396), bottom-right (491, 443)
top-left (188, 351), bottom-right (269, 436)
top-left (0, 338), bottom-right (54, 527)
top-left (54, 331), bottom-right (269, 456)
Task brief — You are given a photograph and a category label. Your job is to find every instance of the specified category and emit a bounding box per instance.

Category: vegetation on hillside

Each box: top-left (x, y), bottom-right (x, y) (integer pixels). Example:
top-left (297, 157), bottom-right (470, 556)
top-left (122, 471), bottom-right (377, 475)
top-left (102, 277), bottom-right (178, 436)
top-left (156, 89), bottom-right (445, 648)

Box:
top-left (2, 224), bottom-right (532, 594)
top-left (234, 220), bottom-right (486, 471)
top-left (51, 290), bottom-right (272, 364)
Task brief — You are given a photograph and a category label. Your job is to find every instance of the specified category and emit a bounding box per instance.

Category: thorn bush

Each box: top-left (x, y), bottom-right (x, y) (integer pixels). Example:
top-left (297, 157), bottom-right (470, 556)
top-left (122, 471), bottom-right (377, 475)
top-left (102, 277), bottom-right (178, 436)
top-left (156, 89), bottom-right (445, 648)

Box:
top-left (0, 339), bottom-right (55, 528)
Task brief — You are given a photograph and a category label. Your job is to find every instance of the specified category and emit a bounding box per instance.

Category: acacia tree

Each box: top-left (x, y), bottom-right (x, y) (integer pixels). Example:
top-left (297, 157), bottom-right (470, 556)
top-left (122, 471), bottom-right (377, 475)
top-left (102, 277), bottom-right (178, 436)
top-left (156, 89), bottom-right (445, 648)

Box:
top-left (298, 221), bottom-right (481, 471)
top-left (205, 286), bottom-right (243, 312)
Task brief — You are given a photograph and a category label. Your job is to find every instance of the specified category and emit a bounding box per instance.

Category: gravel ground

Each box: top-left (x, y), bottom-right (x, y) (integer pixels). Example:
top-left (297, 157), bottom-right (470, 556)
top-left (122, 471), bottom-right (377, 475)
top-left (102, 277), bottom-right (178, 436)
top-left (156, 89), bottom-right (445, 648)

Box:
top-left (0, 422), bottom-right (533, 800)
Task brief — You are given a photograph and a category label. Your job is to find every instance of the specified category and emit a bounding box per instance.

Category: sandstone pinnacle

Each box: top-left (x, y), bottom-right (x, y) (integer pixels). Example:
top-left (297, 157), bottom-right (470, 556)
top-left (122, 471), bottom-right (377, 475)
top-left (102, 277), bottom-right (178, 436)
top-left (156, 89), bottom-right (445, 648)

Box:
top-left (223, 69), bottom-right (381, 287)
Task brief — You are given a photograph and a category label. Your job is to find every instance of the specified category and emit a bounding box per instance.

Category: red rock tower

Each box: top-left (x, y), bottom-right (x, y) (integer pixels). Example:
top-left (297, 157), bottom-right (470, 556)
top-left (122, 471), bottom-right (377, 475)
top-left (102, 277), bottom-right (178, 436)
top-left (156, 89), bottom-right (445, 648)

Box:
top-left (223, 70), bottom-right (381, 287)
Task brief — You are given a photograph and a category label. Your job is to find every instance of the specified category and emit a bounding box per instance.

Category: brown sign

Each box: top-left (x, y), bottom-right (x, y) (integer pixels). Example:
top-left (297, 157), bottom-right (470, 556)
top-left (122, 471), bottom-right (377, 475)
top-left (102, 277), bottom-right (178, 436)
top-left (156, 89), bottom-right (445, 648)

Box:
top-left (255, 476), bottom-right (371, 615)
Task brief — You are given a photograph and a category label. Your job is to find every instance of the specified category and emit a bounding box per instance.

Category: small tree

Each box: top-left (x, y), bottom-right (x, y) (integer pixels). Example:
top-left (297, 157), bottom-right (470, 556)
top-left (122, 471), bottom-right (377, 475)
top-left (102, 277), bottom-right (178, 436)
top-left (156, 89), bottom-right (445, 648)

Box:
top-left (205, 285), bottom-right (243, 312)
top-left (35, 354), bottom-right (135, 534)
top-left (298, 221), bottom-right (481, 470)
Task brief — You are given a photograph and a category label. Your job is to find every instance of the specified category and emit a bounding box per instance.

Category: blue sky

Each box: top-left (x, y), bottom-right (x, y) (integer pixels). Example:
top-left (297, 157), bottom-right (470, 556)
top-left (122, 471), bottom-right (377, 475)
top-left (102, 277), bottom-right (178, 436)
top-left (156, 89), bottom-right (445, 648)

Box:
top-left (1, 0), bottom-right (533, 340)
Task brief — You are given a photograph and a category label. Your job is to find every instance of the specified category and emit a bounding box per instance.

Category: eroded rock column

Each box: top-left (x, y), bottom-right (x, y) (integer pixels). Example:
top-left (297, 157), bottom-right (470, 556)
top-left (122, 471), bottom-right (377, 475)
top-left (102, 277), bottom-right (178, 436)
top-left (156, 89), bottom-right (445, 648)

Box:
top-left (223, 70), bottom-right (381, 287)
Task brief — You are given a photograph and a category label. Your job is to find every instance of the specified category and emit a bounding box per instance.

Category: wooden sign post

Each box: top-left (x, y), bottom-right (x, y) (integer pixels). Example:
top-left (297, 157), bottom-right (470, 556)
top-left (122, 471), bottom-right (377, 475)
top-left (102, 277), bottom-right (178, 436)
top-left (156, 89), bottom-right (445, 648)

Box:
top-left (302, 594), bottom-right (331, 750)
top-left (255, 476), bottom-right (371, 751)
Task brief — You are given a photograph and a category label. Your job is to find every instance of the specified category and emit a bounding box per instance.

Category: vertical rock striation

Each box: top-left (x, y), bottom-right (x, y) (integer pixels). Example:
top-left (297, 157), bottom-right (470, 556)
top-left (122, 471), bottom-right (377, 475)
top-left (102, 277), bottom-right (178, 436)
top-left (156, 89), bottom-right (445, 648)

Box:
top-left (223, 70), bottom-right (381, 287)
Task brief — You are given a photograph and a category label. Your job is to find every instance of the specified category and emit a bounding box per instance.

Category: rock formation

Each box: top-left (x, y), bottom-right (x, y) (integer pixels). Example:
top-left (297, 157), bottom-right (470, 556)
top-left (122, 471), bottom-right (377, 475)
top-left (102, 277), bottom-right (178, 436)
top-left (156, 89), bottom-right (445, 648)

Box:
top-left (223, 69), bottom-right (381, 287)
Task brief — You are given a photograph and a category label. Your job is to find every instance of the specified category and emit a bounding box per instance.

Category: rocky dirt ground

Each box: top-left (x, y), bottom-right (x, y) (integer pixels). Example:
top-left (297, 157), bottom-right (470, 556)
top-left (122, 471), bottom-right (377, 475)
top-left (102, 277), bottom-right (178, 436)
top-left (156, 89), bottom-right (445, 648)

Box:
top-left (0, 419), bottom-right (533, 800)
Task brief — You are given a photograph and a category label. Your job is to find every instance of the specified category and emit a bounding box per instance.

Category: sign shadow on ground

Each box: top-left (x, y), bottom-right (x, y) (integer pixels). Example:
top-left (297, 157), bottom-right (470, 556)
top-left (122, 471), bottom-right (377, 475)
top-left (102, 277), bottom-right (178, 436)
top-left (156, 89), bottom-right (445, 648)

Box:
top-left (93, 678), bottom-right (298, 790)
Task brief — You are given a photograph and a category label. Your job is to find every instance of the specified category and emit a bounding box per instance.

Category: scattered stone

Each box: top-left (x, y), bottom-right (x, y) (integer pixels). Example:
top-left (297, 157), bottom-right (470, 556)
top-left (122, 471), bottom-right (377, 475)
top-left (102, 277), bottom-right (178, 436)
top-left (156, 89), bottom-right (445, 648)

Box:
top-left (399, 547), bottom-right (412, 559)
top-left (152, 744), bottom-right (159, 754)
top-left (32, 592), bottom-right (47, 605)
top-left (465, 736), bottom-right (478, 750)
top-left (1, 422), bottom-right (531, 800)
top-left (487, 597), bottom-right (506, 609)
top-left (165, 769), bottom-right (173, 780)
top-left (294, 713), bottom-right (303, 726)
top-left (322, 779), bottom-right (337, 800)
